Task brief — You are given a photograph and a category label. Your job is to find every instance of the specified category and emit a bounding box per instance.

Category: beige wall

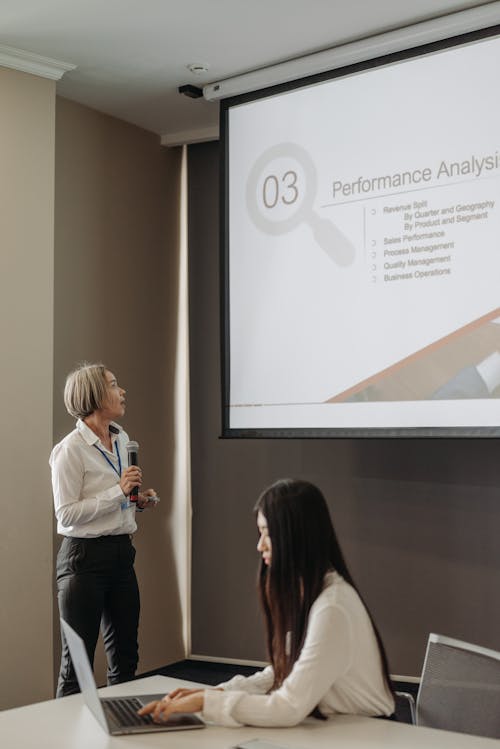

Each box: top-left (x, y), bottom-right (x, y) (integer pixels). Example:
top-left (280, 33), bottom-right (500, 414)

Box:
top-left (0, 75), bottom-right (187, 709)
top-left (53, 97), bottom-right (186, 685)
top-left (0, 67), bottom-right (56, 708)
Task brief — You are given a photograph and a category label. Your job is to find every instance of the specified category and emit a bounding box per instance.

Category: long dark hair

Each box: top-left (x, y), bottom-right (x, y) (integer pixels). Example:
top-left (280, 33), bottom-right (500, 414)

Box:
top-left (254, 478), bottom-right (393, 701)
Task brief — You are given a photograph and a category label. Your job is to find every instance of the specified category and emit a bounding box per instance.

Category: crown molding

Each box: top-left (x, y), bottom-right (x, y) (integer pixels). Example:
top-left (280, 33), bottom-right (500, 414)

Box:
top-left (0, 43), bottom-right (76, 80)
top-left (161, 124), bottom-right (219, 147)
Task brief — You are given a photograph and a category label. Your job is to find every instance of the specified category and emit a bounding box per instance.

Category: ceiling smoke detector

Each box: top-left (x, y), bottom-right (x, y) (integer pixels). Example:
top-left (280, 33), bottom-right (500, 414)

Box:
top-left (187, 63), bottom-right (210, 75)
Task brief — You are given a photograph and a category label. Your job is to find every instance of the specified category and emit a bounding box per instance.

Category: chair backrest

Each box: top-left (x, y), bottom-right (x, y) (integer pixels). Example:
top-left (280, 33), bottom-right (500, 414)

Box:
top-left (394, 691), bottom-right (416, 724)
top-left (416, 633), bottom-right (500, 739)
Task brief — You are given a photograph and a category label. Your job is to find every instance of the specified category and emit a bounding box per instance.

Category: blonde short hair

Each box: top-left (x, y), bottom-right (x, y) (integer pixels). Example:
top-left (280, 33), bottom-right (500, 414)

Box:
top-left (64, 362), bottom-right (109, 419)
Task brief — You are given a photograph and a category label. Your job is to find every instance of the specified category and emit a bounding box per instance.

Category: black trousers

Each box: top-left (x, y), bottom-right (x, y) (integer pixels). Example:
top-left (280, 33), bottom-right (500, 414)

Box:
top-left (56, 534), bottom-right (140, 698)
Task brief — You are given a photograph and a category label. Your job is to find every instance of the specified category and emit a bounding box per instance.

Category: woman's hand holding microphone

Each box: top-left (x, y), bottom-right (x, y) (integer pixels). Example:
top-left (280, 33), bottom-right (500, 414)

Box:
top-left (119, 467), bottom-right (158, 509)
top-left (120, 465), bottom-right (142, 496)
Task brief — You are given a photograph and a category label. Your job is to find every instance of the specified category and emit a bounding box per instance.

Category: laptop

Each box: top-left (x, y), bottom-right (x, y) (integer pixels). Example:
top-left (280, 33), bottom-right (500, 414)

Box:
top-left (61, 618), bottom-right (205, 735)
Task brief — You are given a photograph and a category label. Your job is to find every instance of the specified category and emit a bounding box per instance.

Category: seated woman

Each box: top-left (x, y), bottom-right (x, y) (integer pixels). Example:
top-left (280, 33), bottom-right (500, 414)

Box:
top-left (140, 478), bottom-right (395, 726)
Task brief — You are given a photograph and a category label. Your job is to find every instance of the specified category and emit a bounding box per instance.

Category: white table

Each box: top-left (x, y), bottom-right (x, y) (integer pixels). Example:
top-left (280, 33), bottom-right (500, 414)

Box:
top-left (1, 675), bottom-right (497, 749)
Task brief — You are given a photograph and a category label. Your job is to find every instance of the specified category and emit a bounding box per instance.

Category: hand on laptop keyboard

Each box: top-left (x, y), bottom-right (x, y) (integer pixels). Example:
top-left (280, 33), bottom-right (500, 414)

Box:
top-left (138, 688), bottom-right (206, 723)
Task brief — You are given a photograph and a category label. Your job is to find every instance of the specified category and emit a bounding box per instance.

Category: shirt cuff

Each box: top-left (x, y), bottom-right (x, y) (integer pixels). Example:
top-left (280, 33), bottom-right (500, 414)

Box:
top-left (99, 483), bottom-right (126, 504)
top-left (202, 689), bottom-right (245, 727)
top-left (217, 670), bottom-right (273, 695)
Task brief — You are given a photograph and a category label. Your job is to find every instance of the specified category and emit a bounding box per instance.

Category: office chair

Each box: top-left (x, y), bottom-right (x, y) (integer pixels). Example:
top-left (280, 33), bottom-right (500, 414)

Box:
top-left (416, 633), bottom-right (500, 739)
top-left (394, 690), bottom-right (416, 724)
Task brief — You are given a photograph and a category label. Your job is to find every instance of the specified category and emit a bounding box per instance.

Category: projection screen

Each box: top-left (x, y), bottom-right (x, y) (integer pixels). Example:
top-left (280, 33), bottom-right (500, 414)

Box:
top-left (222, 26), bottom-right (500, 437)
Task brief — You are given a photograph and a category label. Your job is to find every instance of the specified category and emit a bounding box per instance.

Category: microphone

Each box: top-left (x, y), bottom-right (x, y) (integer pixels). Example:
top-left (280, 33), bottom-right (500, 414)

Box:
top-left (126, 441), bottom-right (140, 502)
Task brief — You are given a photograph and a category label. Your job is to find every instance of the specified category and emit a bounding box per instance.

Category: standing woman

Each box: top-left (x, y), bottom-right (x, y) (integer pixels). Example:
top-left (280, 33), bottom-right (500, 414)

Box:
top-left (140, 479), bottom-right (395, 726)
top-left (51, 362), bottom-right (156, 697)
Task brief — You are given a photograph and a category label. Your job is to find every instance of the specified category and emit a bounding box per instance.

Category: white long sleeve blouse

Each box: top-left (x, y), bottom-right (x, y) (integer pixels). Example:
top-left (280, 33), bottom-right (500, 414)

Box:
top-left (50, 419), bottom-right (137, 537)
top-left (203, 571), bottom-right (394, 727)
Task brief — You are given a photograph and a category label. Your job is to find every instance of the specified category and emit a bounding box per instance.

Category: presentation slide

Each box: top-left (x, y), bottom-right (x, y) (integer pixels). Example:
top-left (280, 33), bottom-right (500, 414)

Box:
top-left (226, 33), bottom-right (500, 433)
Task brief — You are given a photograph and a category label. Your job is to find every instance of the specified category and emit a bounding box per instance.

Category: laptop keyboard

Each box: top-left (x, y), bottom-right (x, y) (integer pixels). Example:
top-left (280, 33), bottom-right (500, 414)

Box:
top-left (104, 697), bottom-right (155, 726)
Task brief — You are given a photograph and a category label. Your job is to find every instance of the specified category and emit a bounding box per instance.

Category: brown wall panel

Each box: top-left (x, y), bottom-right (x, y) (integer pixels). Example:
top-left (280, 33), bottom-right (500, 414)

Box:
top-left (189, 141), bottom-right (500, 677)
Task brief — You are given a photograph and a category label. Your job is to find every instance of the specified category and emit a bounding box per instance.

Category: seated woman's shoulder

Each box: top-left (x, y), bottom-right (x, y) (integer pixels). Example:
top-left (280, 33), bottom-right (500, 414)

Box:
top-left (322, 572), bottom-right (364, 610)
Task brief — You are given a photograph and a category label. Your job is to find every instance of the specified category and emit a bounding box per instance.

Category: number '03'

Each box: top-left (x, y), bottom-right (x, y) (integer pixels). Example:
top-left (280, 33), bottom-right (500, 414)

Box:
top-left (262, 171), bottom-right (299, 208)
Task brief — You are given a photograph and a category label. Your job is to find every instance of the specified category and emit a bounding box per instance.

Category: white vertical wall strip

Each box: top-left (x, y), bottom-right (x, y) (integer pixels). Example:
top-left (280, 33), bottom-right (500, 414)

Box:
top-left (172, 144), bottom-right (192, 656)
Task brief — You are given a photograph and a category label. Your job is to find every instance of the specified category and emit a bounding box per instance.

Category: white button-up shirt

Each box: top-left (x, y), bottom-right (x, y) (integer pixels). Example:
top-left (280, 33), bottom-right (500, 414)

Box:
top-left (50, 419), bottom-right (138, 537)
top-left (203, 571), bottom-right (395, 726)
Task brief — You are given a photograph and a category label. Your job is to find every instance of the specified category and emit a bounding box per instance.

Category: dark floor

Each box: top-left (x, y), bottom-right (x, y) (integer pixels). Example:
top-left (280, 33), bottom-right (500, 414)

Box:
top-left (142, 658), bottom-right (263, 685)
top-left (139, 659), bottom-right (419, 724)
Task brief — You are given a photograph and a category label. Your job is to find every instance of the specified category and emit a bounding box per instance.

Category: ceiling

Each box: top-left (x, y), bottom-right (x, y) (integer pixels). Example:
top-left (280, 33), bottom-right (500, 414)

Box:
top-left (0, 0), bottom-right (495, 140)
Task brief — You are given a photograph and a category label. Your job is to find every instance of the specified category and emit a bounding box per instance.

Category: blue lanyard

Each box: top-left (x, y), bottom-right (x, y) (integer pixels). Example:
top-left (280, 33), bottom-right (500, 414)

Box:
top-left (94, 440), bottom-right (122, 477)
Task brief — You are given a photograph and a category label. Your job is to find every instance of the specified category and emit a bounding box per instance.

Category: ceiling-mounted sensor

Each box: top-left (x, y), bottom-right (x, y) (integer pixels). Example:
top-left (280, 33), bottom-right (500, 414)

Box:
top-left (187, 62), bottom-right (210, 75)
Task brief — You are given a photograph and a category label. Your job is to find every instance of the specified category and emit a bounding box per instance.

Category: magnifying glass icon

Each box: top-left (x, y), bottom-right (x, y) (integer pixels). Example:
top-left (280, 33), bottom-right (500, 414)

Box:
top-left (246, 142), bottom-right (355, 267)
